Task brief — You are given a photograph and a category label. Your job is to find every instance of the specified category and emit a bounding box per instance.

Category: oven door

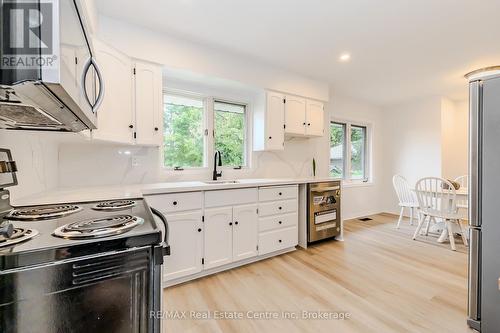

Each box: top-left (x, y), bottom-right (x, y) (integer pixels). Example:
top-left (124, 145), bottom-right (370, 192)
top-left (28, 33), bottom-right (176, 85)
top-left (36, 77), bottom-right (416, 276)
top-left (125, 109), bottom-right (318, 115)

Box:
top-left (0, 247), bottom-right (157, 333)
top-left (308, 188), bottom-right (341, 243)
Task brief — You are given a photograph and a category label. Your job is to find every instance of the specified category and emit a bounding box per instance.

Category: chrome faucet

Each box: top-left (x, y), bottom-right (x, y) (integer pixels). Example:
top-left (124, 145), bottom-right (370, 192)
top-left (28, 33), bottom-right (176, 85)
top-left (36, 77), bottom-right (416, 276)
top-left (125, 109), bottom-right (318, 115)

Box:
top-left (213, 150), bottom-right (222, 181)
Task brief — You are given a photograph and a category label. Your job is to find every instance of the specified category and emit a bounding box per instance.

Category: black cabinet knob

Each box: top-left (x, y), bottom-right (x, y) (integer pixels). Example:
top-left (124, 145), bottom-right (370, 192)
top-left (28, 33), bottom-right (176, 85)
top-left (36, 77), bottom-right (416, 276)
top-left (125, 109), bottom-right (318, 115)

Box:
top-left (129, 124), bottom-right (134, 129)
top-left (198, 228), bottom-right (202, 232)
top-left (278, 192), bottom-right (282, 196)
top-left (307, 123), bottom-right (311, 126)
top-left (229, 222), bottom-right (233, 226)
top-left (278, 239), bottom-right (282, 243)
top-left (278, 206), bottom-right (282, 210)
top-left (154, 127), bottom-right (159, 131)
top-left (235, 221), bottom-right (239, 225)
top-left (303, 122), bottom-right (306, 125)
top-left (278, 221), bottom-right (282, 224)
top-left (268, 136), bottom-right (272, 139)
top-left (172, 201), bottom-right (177, 206)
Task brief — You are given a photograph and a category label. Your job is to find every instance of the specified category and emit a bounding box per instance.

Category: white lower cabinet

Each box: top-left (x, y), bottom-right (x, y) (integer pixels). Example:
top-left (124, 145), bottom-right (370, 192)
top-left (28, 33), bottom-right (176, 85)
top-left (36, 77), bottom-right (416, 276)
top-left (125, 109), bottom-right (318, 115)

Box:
top-left (204, 203), bottom-right (259, 269)
top-left (232, 204), bottom-right (258, 261)
top-left (259, 227), bottom-right (298, 255)
top-left (204, 206), bottom-right (233, 269)
top-left (163, 210), bottom-right (203, 281)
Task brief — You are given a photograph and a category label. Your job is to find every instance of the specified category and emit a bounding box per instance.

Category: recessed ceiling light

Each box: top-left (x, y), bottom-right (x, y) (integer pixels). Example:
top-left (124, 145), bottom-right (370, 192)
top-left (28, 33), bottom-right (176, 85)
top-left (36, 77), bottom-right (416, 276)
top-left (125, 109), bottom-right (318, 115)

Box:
top-left (339, 53), bottom-right (351, 62)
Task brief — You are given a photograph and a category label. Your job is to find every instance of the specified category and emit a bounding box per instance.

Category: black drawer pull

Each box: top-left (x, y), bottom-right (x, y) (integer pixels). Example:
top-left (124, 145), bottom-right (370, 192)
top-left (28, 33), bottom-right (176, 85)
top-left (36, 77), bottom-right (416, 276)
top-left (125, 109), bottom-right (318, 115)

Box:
top-left (278, 192), bottom-right (282, 195)
top-left (235, 221), bottom-right (239, 225)
top-left (154, 127), bottom-right (159, 131)
top-left (173, 201), bottom-right (178, 206)
top-left (278, 206), bottom-right (282, 210)
top-left (278, 221), bottom-right (282, 224)
top-left (198, 228), bottom-right (202, 232)
top-left (278, 239), bottom-right (282, 243)
top-left (268, 136), bottom-right (272, 139)
top-left (229, 222), bottom-right (233, 226)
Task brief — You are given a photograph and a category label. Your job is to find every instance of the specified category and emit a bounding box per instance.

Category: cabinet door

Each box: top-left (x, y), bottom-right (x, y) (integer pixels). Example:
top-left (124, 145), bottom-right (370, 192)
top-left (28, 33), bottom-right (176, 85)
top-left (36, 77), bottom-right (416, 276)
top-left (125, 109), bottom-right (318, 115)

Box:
top-left (134, 61), bottom-right (162, 146)
top-left (163, 211), bottom-right (203, 281)
top-left (204, 207), bottom-right (233, 269)
top-left (232, 204), bottom-right (258, 262)
top-left (305, 100), bottom-right (324, 136)
top-left (265, 92), bottom-right (285, 150)
top-left (91, 40), bottom-right (134, 144)
top-left (284, 95), bottom-right (306, 135)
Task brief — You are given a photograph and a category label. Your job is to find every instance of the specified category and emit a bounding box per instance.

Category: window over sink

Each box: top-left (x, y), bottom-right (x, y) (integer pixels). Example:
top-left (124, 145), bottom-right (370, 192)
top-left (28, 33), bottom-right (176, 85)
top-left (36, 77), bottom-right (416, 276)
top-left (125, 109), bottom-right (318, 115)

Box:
top-left (163, 92), bottom-right (249, 170)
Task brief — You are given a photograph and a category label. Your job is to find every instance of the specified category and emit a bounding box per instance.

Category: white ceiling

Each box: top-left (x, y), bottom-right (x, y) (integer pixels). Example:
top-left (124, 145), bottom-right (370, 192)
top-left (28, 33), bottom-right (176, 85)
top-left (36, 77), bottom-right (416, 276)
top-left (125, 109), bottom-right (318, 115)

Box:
top-left (96, 0), bottom-right (500, 105)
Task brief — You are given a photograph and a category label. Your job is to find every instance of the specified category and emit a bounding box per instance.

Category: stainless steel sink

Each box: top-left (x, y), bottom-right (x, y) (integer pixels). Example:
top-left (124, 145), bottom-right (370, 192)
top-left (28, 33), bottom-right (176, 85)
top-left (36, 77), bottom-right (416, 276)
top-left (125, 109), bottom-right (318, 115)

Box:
top-left (203, 180), bottom-right (240, 184)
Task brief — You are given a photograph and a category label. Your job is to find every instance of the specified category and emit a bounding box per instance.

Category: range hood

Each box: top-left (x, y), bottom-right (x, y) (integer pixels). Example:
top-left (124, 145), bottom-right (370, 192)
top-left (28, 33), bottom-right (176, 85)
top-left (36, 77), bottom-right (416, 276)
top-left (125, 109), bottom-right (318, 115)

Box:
top-left (0, 0), bottom-right (103, 132)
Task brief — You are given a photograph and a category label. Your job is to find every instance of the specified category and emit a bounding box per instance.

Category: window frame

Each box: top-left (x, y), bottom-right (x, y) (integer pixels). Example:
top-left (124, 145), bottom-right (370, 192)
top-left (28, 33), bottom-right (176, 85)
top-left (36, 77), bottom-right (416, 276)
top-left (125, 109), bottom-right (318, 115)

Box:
top-left (162, 89), bottom-right (251, 172)
top-left (329, 118), bottom-right (372, 185)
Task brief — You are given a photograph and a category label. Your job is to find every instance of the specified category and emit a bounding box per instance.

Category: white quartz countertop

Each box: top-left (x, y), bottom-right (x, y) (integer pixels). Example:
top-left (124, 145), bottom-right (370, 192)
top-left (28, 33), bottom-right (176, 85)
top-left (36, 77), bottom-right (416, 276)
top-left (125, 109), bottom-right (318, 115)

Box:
top-left (12, 177), bottom-right (339, 206)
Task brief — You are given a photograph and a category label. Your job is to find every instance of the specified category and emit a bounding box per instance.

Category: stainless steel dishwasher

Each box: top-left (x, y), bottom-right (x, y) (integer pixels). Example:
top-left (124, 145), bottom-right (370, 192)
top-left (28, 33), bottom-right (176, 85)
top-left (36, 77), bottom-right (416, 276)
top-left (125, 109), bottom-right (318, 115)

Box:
top-left (307, 181), bottom-right (341, 243)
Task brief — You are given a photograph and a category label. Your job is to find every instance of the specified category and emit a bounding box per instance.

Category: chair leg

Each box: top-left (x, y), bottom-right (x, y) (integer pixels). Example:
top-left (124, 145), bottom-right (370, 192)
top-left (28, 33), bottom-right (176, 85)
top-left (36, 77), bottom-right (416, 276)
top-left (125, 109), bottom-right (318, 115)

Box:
top-left (413, 213), bottom-right (425, 240)
top-left (424, 215), bottom-right (431, 236)
top-left (396, 207), bottom-right (404, 229)
top-left (458, 220), bottom-right (468, 247)
top-left (446, 220), bottom-right (456, 251)
top-left (409, 207), bottom-right (414, 226)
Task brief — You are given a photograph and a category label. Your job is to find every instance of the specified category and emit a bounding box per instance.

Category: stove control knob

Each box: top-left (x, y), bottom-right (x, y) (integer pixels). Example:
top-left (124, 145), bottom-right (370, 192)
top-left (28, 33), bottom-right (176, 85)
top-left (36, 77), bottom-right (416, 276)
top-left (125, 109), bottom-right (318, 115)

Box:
top-left (0, 222), bottom-right (14, 238)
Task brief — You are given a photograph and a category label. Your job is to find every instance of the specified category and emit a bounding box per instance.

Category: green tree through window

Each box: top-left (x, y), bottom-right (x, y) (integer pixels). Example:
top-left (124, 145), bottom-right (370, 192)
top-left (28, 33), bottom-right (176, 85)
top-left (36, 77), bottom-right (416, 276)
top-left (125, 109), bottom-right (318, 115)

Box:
top-left (214, 101), bottom-right (245, 167)
top-left (163, 95), bottom-right (204, 168)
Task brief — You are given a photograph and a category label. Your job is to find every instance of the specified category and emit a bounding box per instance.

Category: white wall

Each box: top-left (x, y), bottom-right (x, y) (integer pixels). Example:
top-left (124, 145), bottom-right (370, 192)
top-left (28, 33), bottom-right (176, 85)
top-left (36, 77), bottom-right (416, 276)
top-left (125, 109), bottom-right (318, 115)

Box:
top-left (0, 131), bottom-right (62, 200)
top-left (328, 93), bottom-right (385, 220)
top-left (441, 99), bottom-right (468, 180)
top-left (97, 16), bottom-right (329, 102)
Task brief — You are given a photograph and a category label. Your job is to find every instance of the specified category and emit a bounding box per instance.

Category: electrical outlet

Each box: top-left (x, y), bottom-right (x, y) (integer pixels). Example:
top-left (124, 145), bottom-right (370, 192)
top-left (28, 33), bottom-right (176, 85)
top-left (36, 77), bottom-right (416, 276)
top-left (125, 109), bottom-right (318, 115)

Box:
top-left (131, 156), bottom-right (141, 167)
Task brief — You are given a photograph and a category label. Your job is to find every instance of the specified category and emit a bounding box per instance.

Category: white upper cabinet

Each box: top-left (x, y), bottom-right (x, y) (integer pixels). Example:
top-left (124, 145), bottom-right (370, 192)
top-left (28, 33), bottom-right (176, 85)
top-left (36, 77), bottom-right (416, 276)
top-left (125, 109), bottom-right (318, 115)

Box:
top-left (253, 91), bottom-right (285, 151)
top-left (133, 60), bottom-right (163, 146)
top-left (232, 204), bottom-right (258, 261)
top-left (284, 95), bottom-right (306, 135)
top-left (305, 99), bottom-right (325, 136)
top-left (91, 39), bottom-right (134, 144)
top-left (284, 94), bottom-right (324, 137)
top-left (88, 39), bottom-right (163, 145)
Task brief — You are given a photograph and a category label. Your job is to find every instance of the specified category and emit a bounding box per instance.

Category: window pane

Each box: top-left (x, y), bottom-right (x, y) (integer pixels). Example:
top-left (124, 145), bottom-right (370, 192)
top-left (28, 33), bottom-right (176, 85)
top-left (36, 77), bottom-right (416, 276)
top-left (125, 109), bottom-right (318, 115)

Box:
top-left (163, 94), bottom-right (204, 168)
top-left (214, 101), bottom-right (246, 167)
top-left (330, 122), bottom-right (345, 178)
top-left (350, 125), bottom-right (366, 180)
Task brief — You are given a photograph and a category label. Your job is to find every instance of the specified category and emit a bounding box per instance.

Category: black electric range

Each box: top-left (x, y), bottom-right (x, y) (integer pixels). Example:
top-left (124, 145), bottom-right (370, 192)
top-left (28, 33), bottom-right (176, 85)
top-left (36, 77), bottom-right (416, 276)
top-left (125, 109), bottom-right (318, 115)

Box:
top-left (0, 195), bottom-right (169, 333)
top-left (0, 198), bottom-right (163, 270)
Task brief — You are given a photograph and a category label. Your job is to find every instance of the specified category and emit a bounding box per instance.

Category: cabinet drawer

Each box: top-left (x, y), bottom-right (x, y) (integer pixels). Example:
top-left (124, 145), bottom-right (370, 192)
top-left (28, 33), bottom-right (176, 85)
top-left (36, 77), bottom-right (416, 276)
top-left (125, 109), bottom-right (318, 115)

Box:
top-left (259, 185), bottom-right (298, 202)
top-left (205, 188), bottom-right (257, 208)
top-left (259, 213), bottom-right (297, 232)
top-left (145, 192), bottom-right (203, 213)
top-left (259, 199), bottom-right (297, 217)
top-left (259, 227), bottom-right (297, 255)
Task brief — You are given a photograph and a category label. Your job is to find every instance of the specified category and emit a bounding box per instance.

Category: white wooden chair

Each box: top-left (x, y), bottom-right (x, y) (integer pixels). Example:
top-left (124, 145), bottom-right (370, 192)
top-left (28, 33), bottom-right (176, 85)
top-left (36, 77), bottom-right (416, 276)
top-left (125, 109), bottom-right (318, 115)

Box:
top-left (454, 175), bottom-right (468, 189)
top-left (392, 175), bottom-right (420, 229)
top-left (413, 177), bottom-right (468, 251)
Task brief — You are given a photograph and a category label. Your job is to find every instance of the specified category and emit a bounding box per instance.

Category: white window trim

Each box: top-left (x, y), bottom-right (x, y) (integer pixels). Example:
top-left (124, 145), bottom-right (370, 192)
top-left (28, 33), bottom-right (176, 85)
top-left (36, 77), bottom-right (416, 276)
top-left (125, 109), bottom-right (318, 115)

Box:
top-left (330, 117), bottom-right (373, 186)
top-left (161, 89), bottom-right (251, 172)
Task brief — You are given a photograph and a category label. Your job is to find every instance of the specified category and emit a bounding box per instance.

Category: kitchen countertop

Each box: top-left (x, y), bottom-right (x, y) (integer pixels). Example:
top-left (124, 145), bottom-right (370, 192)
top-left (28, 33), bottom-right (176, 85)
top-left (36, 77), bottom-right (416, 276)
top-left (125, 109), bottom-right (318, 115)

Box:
top-left (12, 177), bottom-right (340, 206)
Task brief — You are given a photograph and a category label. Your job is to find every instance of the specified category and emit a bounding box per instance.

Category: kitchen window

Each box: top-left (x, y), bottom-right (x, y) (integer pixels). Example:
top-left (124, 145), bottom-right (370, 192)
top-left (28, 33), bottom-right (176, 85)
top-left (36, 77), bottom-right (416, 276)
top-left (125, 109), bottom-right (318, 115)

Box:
top-left (163, 93), bottom-right (248, 169)
top-left (330, 120), bottom-right (370, 182)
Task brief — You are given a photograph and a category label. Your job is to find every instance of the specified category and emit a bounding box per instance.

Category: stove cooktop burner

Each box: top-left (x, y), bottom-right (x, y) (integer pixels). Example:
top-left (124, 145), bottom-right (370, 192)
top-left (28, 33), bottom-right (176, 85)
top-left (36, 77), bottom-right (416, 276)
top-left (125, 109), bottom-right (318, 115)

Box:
top-left (0, 228), bottom-right (39, 247)
top-left (92, 200), bottom-right (136, 211)
top-left (53, 215), bottom-right (144, 239)
top-left (7, 204), bottom-right (82, 221)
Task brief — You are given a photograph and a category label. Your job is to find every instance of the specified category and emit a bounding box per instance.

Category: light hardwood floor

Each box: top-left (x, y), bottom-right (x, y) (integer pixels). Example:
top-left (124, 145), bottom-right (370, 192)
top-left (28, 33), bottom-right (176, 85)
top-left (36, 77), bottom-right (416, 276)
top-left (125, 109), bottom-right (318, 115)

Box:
top-left (163, 213), bottom-right (472, 333)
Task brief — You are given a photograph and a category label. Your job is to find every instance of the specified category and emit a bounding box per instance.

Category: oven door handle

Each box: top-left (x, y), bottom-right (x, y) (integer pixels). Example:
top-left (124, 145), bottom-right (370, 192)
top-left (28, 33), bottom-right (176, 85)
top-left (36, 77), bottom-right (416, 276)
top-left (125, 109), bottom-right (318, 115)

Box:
top-left (311, 186), bottom-right (340, 192)
top-left (150, 207), bottom-right (170, 257)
